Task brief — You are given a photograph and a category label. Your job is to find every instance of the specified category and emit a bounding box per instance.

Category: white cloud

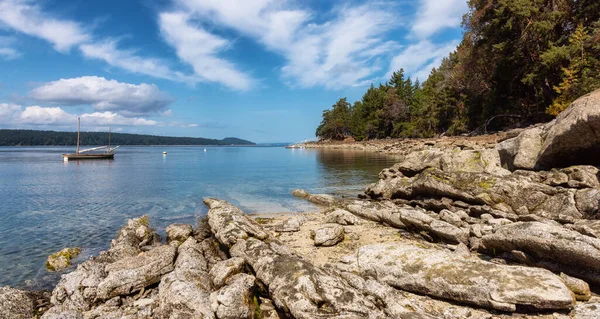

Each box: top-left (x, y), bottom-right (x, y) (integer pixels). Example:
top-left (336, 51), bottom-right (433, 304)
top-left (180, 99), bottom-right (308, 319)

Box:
top-left (387, 40), bottom-right (459, 81)
top-left (411, 0), bottom-right (468, 39)
top-left (79, 40), bottom-right (194, 84)
top-left (158, 12), bottom-right (253, 90)
top-left (0, 36), bottom-right (19, 59)
top-left (0, 0), bottom-right (89, 51)
top-left (171, 0), bottom-right (401, 88)
top-left (0, 103), bottom-right (158, 126)
top-left (30, 76), bottom-right (174, 117)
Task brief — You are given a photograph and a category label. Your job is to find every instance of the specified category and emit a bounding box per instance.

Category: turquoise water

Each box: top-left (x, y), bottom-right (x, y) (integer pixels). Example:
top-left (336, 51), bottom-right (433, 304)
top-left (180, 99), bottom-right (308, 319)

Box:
top-left (0, 146), bottom-right (397, 288)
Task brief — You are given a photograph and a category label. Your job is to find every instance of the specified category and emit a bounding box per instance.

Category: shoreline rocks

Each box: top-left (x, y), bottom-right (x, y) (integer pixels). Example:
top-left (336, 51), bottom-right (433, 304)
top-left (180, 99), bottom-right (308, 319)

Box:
top-left (46, 247), bottom-right (81, 272)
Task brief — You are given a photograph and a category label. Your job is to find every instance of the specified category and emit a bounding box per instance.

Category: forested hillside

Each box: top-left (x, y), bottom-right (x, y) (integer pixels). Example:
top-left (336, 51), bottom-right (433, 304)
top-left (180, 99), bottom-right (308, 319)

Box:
top-left (317, 0), bottom-right (600, 140)
top-left (0, 130), bottom-right (255, 146)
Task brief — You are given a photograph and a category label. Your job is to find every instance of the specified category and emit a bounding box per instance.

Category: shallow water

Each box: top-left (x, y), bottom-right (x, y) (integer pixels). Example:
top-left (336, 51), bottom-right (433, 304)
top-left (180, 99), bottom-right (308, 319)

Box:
top-left (0, 145), bottom-right (397, 289)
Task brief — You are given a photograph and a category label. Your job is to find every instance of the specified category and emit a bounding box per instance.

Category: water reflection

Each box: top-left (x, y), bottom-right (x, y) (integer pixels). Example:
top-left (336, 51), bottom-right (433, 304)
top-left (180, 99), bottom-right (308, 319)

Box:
top-left (0, 146), bottom-right (398, 289)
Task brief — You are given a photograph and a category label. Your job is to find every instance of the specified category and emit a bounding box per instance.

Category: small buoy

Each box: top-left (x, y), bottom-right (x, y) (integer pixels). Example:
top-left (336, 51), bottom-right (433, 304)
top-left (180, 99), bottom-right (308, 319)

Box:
top-left (204, 149), bottom-right (206, 152)
top-left (163, 151), bottom-right (167, 155)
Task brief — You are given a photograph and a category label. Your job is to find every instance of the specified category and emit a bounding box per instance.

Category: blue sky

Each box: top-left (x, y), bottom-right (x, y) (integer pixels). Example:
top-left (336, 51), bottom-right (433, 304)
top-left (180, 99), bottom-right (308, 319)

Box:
top-left (0, 0), bottom-right (467, 143)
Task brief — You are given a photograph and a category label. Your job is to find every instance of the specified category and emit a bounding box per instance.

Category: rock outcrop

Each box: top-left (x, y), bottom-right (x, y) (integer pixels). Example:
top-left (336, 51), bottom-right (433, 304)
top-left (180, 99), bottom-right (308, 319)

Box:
top-left (46, 247), bottom-right (81, 272)
top-left (340, 243), bottom-right (575, 312)
top-left (204, 198), bottom-right (389, 319)
top-left (0, 287), bottom-right (37, 319)
top-left (482, 222), bottom-right (600, 285)
top-left (498, 88), bottom-right (600, 169)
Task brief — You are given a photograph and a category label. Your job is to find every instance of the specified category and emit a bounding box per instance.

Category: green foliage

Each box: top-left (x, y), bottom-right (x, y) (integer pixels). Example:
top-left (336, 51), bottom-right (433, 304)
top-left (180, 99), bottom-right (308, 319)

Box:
top-left (0, 130), bottom-right (255, 146)
top-left (315, 1), bottom-right (600, 140)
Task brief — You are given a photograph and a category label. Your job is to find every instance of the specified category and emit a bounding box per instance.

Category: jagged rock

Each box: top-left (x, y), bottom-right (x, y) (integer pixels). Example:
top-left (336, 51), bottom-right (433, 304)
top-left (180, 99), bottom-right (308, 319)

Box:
top-left (340, 243), bottom-right (574, 312)
top-left (108, 215), bottom-right (159, 260)
top-left (575, 188), bottom-right (600, 218)
top-left (482, 222), bottom-right (600, 285)
top-left (41, 306), bottom-right (83, 319)
top-left (345, 200), bottom-right (469, 244)
top-left (165, 223), bottom-right (192, 243)
top-left (368, 167), bottom-right (589, 221)
top-left (210, 273), bottom-right (256, 319)
top-left (209, 257), bottom-right (245, 289)
top-left (560, 273), bottom-right (591, 301)
top-left (311, 224), bottom-right (344, 246)
top-left (0, 286), bottom-right (36, 319)
top-left (570, 297), bottom-right (600, 319)
top-left (257, 297), bottom-right (282, 319)
top-left (158, 237), bottom-right (215, 319)
top-left (325, 208), bottom-right (364, 225)
top-left (204, 198), bottom-right (389, 319)
top-left (97, 245), bottom-right (176, 300)
top-left (499, 89), bottom-right (600, 169)
top-left (291, 189), bottom-right (338, 206)
top-left (46, 247), bottom-right (81, 272)
top-left (49, 257), bottom-right (107, 312)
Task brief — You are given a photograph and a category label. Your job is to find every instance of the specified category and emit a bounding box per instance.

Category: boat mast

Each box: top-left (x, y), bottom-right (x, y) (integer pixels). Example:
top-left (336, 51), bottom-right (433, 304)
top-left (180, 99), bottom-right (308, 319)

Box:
top-left (76, 117), bottom-right (80, 154)
top-left (108, 127), bottom-right (111, 154)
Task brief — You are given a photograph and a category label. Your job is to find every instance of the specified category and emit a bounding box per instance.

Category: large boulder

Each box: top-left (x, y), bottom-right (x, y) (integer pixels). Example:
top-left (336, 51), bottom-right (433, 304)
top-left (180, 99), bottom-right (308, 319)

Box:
top-left (393, 148), bottom-right (510, 176)
top-left (311, 224), bottom-right (344, 246)
top-left (340, 243), bottom-right (574, 312)
top-left (0, 287), bottom-right (36, 319)
top-left (209, 273), bottom-right (256, 319)
top-left (482, 222), bottom-right (600, 285)
top-left (498, 89), bottom-right (600, 169)
top-left (204, 198), bottom-right (390, 319)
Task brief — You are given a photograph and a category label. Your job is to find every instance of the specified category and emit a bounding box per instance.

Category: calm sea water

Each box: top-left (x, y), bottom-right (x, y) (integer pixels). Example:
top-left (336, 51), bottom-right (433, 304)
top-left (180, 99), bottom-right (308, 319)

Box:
top-left (0, 145), bottom-right (397, 289)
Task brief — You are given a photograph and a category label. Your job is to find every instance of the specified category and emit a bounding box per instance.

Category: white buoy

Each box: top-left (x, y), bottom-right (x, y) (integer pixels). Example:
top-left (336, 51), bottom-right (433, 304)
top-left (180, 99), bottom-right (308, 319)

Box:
top-left (204, 149), bottom-right (206, 152)
top-left (163, 151), bottom-right (167, 155)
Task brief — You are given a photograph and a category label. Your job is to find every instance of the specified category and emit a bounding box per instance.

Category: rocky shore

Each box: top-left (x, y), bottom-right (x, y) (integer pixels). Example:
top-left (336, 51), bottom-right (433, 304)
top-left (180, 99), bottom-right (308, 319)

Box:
top-left (2, 89), bottom-right (600, 318)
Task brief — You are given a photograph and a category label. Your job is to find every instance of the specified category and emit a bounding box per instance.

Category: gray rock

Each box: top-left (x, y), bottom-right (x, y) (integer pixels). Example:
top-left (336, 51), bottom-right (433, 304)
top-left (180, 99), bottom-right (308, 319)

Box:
top-left (570, 298), bottom-right (600, 319)
top-left (165, 223), bottom-right (193, 243)
top-left (0, 287), bottom-right (35, 319)
top-left (46, 247), bottom-right (81, 272)
top-left (204, 198), bottom-right (388, 319)
top-left (108, 215), bottom-right (159, 260)
top-left (341, 243), bottom-right (574, 312)
top-left (276, 216), bottom-right (305, 232)
top-left (97, 244), bottom-right (176, 300)
top-left (210, 273), bottom-right (256, 319)
top-left (209, 257), bottom-right (245, 289)
top-left (325, 208), bottom-right (364, 225)
top-left (40, 306), bottom-right (83, 319)
top-left (482, 222), bottom-right (600, 285)
top-left (560, 273), bottom-right (591, 301)
top-left (158, 237), bottom-right (215, 319)
top-left (49, 257), bottom-right (107, 312)
top-left (291, 189), bottom-right (338, 206)
top-left (497, 126), bottom-right (544, 170)
top-left (537, 88), bottom-right (600, 168)
top-left (345, 201), bottom-right (469, 244)
top-left (311, 224), bottom-right (344, 246)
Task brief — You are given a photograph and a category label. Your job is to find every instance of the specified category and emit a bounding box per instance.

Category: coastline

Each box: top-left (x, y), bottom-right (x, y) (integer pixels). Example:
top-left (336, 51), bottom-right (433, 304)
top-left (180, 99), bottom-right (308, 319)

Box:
top-left (4, 91), bottom-right (600, 318)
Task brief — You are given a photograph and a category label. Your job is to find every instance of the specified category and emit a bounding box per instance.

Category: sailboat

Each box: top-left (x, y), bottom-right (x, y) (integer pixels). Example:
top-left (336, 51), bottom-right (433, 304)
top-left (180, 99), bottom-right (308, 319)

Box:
top-left (62, 118), bottom-right (120, 161)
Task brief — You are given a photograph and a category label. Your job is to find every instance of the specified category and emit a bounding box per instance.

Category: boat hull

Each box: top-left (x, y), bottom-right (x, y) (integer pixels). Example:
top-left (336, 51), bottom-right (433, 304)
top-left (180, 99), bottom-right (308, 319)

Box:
top-left (62, 153), bottom-right (114, 161)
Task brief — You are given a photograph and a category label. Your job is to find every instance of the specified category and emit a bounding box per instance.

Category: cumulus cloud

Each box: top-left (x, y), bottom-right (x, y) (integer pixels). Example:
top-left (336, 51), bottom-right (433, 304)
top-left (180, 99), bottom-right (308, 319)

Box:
top-left (0, 0), bottom-right (89, 51)
top-left (30, 76), bottom-right (175, 117)
top-left (158, 12), bottom-right (253, 90)
top-left (169, 0), bottom-right (401, 88)
top-left (411, 0), bottom-right (468, 39)
top-left (0, 103), bottom-right (158, 126)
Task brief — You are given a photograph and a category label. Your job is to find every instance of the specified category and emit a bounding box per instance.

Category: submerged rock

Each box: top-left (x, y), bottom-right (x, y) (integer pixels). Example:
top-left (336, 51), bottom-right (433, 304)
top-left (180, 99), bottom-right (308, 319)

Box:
top-left (204, 198), bottom-right (389, 319)
top-left (482, 222), bottom-right (600, 285)
top-left (46, 247), bottom-right (81, 272)
top-left (341, 243), bottom-right (574, 312)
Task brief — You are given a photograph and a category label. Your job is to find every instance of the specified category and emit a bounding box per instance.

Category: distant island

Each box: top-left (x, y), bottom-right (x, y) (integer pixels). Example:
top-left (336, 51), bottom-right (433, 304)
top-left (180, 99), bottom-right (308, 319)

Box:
top-left (0, 129), bottom-right (255, 146)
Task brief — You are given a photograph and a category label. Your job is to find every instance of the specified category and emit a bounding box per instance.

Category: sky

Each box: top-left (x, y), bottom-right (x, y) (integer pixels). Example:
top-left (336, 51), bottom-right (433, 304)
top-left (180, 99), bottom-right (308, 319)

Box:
top-left (0, 0), bottom-right (468, 143)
